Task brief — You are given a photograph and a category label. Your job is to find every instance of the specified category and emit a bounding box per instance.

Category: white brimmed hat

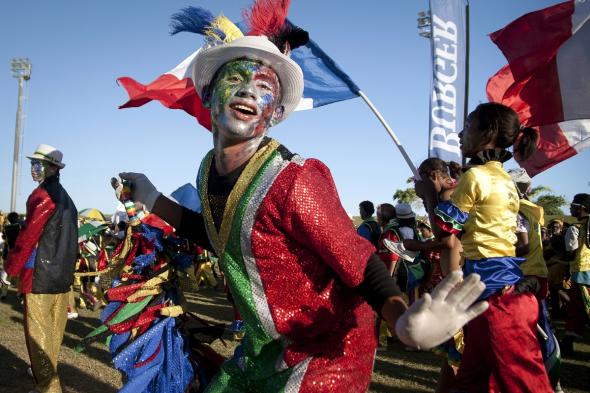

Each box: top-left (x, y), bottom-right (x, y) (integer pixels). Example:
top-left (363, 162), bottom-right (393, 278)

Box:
top-left (192, 35), bottom-right (304, 123)
top-left (26, 144), bottom-right (65, 169)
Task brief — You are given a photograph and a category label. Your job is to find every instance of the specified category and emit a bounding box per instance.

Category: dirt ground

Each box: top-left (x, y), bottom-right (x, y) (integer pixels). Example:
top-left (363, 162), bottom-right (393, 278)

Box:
top-left (1, 286), bottom-right (589, 393)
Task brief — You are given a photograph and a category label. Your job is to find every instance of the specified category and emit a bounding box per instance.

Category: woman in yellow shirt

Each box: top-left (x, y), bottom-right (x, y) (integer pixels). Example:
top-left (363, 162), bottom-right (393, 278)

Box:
top-left (418, 103), bottom-right (552, 393)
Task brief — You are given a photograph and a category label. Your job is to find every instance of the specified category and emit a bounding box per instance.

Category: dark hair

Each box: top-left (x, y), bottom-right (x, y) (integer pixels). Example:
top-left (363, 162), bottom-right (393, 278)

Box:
top-left (472, 103), bottom-right (538, 160)
top-left (117, 221), bottom-right (128, 231)
top-left (448, 161), bottom-right (464, 180)
top-left (378, 203), bottom-right (396, 222)
top-left (359, 200), bottom-right (375, 216)
top-left (7, 212), bottom-right (19, 224)
top-left (419, 157), bottom-right (449, 179)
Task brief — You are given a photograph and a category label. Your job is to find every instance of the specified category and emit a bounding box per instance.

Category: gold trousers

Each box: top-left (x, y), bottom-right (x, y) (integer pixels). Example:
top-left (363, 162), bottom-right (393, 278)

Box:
top-left (24, 292), bottom-right (69, 393)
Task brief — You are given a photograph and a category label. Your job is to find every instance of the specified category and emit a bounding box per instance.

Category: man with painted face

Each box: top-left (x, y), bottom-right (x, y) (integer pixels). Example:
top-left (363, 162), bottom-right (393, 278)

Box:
top-left (5, 144), bottom-right (78, 393)
top-left (120, 30), bottom-right (487, 392)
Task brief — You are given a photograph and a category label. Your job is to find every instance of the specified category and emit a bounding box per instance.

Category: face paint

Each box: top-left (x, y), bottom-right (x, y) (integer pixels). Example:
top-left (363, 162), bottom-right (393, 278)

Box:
top-left (209, 59), bottom-right (282, 141)
top-left (31, 160), bottom-right (47, 183)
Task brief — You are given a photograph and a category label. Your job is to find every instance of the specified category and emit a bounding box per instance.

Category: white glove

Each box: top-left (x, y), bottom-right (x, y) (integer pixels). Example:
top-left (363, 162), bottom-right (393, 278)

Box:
top-left (118, 172), bottom-right (161, 212)
top-left (395, 271), bottom-right (488, 350)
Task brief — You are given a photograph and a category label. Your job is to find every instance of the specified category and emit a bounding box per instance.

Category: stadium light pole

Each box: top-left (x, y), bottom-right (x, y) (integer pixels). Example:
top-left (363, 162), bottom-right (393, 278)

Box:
top-left (10, 58), bottom-right (32, 212)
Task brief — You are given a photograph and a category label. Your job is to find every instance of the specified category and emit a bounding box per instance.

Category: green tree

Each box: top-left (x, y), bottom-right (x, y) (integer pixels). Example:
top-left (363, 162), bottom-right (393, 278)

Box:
top-left (534, 194), bottom-right (567, 215)
top-left (529, 185), bottom-right (551, 199)
top-left (393, 188), bottom-right (417, 204)
top-left (527, 184), bottom-right (566, 215)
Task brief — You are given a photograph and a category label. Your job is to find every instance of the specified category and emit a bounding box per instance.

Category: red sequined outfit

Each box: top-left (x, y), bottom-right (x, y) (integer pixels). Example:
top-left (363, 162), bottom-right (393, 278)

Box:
top-left (199, 142), bottom-right (378, 392)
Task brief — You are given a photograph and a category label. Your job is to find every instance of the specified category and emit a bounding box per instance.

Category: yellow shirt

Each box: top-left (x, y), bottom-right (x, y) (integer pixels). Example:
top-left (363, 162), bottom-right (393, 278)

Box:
top-left (571, 217), bottom-right (590, 274)
top-left (518, 199), bottom-right (548, 277)
top-left (451, 161), bottom-right (519, 260)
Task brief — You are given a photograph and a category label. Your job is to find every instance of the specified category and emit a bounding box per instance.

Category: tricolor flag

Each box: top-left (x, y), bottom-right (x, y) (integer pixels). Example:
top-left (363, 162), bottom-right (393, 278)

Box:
top-left (118, 36), bottom-right (360, 129)
top-left (486, 0), bottom-right (590, 176)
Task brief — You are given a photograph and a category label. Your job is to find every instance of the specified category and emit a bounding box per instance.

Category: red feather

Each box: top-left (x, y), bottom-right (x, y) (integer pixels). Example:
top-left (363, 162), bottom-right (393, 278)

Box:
top-left (243, 0), bottom-right (291, 36)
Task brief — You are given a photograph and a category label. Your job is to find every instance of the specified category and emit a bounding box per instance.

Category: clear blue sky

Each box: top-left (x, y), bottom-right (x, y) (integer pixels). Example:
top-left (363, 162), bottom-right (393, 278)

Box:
top-left (1, 0), bottom-right (588, 216)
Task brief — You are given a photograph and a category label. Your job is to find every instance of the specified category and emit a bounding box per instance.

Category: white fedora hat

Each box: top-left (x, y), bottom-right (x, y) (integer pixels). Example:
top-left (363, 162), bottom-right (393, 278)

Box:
top-left (26, 144), bottom-right (65, 169)
top-left (192, 35), bottom-right (304, 123)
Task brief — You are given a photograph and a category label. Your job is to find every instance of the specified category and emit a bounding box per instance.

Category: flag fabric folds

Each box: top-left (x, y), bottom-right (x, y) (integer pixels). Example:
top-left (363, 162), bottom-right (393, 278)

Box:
top-left (486, 0), bottom-right (590, 176)
top-left (118, 34), bottom-right (360, 129)
top-left (118, 50), bottom-right (212, 130)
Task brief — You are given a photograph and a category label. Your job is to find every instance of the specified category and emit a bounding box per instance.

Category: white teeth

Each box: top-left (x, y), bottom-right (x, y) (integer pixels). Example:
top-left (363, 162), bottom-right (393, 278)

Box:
top-left (233, 104), bottom-right (255, 114)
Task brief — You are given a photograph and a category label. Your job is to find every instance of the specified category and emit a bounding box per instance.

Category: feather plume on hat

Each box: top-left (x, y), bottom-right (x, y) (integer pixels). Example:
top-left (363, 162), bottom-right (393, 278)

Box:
top-left (169, 1), bottom-right (308, 54)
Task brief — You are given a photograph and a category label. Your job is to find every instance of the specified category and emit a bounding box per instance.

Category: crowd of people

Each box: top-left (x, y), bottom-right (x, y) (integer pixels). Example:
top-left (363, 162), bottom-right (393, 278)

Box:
top-left (354, 105), bottom-right (590, 392)
top-left (1, 2), bottom-right (589, 393)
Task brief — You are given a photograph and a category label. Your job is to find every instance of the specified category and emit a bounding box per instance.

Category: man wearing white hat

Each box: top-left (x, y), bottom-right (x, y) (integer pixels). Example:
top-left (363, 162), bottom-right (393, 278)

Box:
top-left (5, 143), bottom-right (78, 393)
top-left (119, 3), bottom-right (488, 392)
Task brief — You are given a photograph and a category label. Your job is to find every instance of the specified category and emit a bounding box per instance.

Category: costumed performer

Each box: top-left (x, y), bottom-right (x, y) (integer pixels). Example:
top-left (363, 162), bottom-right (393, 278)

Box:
top-left (509, 168), bottom-right (562, 392)
top-left (5, 144), bottom-right (78, 393)
top-left (119, 2), bottom-right (488, 392)
top-left (416, 103), bottom-right (552, 392)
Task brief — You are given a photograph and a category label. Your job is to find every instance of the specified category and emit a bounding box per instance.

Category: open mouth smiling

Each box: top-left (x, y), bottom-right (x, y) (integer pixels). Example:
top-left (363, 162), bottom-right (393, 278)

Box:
top-left (230, 102), bottom-right (258, 119)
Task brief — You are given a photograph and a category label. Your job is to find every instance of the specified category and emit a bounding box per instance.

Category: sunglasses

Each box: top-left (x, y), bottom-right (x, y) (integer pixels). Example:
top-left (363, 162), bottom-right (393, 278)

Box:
top-left (570, 203), bottom-right (583, 208)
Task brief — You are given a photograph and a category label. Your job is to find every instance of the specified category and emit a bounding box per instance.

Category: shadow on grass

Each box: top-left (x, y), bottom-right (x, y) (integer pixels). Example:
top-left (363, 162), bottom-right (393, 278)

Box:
top-left (0, 343), bottom-right (117, 393)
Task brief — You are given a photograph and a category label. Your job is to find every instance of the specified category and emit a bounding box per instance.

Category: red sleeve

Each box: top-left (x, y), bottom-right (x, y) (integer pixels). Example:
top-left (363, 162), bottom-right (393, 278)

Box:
top-left (381, 229), bottom-right (401, 264)
top-left (282, 159), bottom-right (375, 288)
top-left (5, 187), bottom-right (56, 276)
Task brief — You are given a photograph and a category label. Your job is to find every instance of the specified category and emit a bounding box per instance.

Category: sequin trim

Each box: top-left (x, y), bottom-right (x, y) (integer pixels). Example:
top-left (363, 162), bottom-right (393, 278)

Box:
top-left (284, 357), bottom-right (312, 393)
top-left (240, 154), bottom-right (296, 341)
top-left (199, 139), bottom-right (280, 257)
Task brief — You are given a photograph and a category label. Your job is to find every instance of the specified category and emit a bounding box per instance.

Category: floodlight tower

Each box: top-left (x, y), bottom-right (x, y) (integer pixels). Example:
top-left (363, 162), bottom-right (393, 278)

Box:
top-left (10, 58), bottom-right (32, 212)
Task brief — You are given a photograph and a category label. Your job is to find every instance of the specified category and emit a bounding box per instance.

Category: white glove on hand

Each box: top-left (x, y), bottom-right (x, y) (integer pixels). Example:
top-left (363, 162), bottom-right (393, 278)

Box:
top-left (395, 271), bottom-right (488, 350)
top-left (118, 172), bottom-right (161, 212)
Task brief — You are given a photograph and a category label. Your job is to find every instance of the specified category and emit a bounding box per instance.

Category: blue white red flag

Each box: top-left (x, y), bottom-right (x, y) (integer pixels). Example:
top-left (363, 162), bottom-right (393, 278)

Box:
top-left (118, 35), bottom-right (360, 129)
top-left (487, 0), bottom-right (590, 176)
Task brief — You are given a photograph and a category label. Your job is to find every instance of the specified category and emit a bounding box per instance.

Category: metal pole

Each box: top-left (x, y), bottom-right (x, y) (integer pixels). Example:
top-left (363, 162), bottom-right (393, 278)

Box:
top-left (462, 1), bottom-right (470, 167)
top-left (357, 90), bottom-right (420, 179)
top-left (10, 76), bottom-right (25, 212)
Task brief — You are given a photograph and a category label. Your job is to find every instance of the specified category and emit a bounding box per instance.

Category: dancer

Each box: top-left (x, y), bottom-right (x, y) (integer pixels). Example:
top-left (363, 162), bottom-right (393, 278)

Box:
top-left (509, 168), bottom-right (563, 392)
top-left (5, 144), bottom-right (78, 393)
top-left (561, 193), bottom-right (590, 355)
top-left (118, 3), bottom-right (487, 391)
top-left (416, 103), bottom-right (552, 392)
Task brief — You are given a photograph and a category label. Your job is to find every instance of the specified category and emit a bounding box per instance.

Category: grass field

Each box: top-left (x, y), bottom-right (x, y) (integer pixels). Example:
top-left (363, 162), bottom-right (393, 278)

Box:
top-left (1, 286), bottom-right (588, 393)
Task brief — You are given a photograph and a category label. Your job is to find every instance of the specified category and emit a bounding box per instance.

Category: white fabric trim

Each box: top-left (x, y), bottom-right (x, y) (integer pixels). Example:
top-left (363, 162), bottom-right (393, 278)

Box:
top-left (284, 357), bottom-right (312, 393)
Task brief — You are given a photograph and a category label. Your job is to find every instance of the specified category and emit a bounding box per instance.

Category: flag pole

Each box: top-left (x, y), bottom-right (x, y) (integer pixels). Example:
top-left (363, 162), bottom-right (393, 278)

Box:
top-left (357, 90), bottom-right (420, 179)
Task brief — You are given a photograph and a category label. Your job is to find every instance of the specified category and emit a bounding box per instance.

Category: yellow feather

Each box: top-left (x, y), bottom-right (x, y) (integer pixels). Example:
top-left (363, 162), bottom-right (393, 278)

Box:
top-left (205, 14), bottom-right (243, 43)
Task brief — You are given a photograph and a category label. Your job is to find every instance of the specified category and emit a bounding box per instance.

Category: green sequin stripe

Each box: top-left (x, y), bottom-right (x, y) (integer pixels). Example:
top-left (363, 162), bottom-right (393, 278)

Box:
top-left (223, 149), bottom-right (284, 357)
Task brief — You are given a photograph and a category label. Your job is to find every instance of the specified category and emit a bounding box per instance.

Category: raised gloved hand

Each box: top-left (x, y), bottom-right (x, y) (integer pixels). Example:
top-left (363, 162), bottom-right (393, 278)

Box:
top-left (394, 271), bottom-right (488, 350)
top-left (117, 172), bottom-right (161, 212)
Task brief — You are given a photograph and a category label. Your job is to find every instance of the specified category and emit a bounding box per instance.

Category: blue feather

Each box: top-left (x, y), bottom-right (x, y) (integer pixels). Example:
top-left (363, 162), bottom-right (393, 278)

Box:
top-left (170, 6), bottom-right (215, 36)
